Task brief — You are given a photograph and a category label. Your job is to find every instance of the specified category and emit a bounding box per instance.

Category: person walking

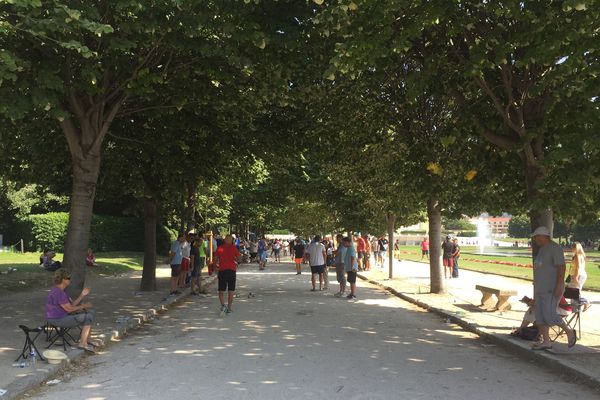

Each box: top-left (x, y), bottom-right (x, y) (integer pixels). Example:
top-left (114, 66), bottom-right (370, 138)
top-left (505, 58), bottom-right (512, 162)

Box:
top-left (257, 236), bottom-right (268, 270)
top-left (342, 237), bottom-right (358, 299)
top-left (441, 236), bottom-right (455, 279)
top-left (306, 235), bottom-right (327, 291)
top-left (420, 237), bottom-right (429, 260)
top-left (530, 226), bottom-right (576, 350)
top-left (452, 238), bottom-right (460, 278)
top-left (333, 234), bottom-right (347, 297)
top-left (215, 234), bottom-right (241, 316)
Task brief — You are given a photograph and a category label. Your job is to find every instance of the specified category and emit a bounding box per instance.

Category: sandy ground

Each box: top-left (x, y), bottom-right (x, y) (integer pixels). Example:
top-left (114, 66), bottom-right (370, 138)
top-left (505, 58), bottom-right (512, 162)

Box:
top-left (29, 263), bottom-right (600, 400)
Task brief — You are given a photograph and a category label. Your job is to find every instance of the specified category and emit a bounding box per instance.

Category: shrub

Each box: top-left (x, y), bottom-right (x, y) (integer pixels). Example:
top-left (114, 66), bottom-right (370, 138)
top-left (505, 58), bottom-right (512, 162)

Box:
top-left (19, 212), bottom-right (173, 253)
top-left (22, 212), bottom-right (69, 252)
top-left (399, 230), bottom-right (427, 235)
top-left (458, 231), bottom-right (478, 237)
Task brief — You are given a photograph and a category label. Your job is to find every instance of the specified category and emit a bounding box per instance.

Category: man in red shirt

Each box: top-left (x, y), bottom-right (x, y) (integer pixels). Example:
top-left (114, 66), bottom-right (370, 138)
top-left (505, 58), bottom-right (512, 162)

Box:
top-left (356, 234), bottom-right (366, 271)
top-left (215, 234), bottom-right (241, 316)
top-left (421, 237), bottom-right (430, 260)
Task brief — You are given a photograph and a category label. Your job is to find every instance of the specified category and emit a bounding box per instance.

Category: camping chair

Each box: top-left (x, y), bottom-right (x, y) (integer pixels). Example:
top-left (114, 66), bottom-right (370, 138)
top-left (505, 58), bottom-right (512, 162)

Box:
top-left (45, 322), bottom-right (81, 351)
top-left (15, 325), bottom-right (46, 362)
top-left (550, 288), bottom-right (589, 342)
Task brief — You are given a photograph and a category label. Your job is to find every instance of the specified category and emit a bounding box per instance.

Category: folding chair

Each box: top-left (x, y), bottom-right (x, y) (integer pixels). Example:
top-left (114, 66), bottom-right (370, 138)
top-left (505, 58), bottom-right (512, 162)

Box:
top-left (45, 322), bottom-right (80, 351)
top-left (550, 288), bottom-right (587, 342)
top-left (15, 325), bottom-right (46, 362)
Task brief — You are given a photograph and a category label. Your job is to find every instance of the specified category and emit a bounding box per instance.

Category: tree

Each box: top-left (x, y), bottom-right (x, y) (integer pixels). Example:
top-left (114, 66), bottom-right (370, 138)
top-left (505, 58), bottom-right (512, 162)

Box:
top-left (0, 1), bottom-right (313, 293)
top-left (313, 0), bottom-right (600, 266)
top-left (443, 218), bottom-right (476, 232)
top-left (508, 215), bottom-right (530, 238)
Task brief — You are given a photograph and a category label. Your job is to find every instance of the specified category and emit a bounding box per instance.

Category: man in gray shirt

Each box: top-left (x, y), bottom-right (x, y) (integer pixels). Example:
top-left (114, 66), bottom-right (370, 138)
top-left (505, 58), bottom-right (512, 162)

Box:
top-left (531, 226), bottom-right (576, 350)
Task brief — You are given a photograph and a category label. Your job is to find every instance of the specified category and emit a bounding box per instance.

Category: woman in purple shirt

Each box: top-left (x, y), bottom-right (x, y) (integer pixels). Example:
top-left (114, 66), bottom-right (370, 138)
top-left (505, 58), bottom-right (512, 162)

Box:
top-left (46, 268), bottom-right (100, 353)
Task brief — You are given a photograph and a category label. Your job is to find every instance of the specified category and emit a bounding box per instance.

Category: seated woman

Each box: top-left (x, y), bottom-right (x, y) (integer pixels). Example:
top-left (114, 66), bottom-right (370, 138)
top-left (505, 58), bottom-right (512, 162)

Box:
top-left (45, 268), bottom-right (101, 353)
top-left (41, 248), bottom-right (62, 272)
top-left (85, 248), bottom-right (97, 267)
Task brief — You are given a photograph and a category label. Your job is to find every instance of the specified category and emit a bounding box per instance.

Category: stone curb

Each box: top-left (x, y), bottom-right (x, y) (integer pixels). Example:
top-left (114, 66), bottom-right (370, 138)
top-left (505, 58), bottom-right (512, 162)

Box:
top-left (358, 273), bottom-right (600, 391)
top-left (3, 275), bottom-right (217, 400)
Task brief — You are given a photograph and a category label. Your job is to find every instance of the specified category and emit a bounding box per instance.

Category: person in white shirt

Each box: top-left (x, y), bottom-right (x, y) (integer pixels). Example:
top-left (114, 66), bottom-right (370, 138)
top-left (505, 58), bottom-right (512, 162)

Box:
top-left (306, 235), bottom-right (327, 291)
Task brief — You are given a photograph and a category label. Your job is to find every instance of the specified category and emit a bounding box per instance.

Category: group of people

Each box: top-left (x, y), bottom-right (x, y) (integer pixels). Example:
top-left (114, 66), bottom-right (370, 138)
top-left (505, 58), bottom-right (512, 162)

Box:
top-left (40, 247), bottom-right (99, 272)
top-left (441, 236), bottom-right (461, 279)
top-left (168, 232), bottom-right (209, 296)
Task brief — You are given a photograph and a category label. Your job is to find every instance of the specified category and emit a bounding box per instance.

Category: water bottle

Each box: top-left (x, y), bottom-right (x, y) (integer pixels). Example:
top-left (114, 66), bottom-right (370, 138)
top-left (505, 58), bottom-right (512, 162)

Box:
top-left (12, 362), bottom-right (28, 368)
top-left (30, 349), bottom-right (37, 368)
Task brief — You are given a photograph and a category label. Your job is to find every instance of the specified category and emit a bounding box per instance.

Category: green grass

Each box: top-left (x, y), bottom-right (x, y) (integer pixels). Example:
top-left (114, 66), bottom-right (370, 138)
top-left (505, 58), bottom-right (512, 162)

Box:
top-left (0, 251), bottom-right (143, 295)
top-left (400, 246), bottom-right (600, 291)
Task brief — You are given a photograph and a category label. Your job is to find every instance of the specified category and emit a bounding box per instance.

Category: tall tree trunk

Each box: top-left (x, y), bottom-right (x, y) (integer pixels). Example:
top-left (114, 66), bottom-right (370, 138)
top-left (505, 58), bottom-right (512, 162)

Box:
top-left (523, 157), bottom-right (553, 260)
top-left (62, 152), bottom-right (101, 296)
top-left (60, 92), bottom-right (124, 297)
top-left (387, 212), bottom-right (396, 279)
top-left (427, 197), bottom-right (444, 294)
top-left (140, 196), bottom-right (157, 291)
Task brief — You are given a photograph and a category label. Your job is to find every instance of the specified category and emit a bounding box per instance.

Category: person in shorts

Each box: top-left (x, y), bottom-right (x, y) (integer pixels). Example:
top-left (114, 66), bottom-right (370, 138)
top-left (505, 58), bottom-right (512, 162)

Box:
top-left (306, 235), bottom-right (326, 291)
top-left (216, 234), bottom-right (241, 314)
top-left (168, 234), bottom-right (185, 295)
top-left (342, 237), bottom-right (358, 299)
top-left (442, 236), bottom-right (455, 279)
top-left (356, 234), bottom-right (366, 271)
top-left (421, 237), bottom-right (429, 260)
top-left (333, 234), bottom-right (347, 297)
top-left (361, 233), bottom-right (371, 271)
top-left (293, 238), bottom-right (305, 275)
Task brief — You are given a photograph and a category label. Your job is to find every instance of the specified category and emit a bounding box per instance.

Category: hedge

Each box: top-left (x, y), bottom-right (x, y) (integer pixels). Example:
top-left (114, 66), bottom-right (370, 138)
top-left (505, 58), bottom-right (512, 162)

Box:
top-left (20, 212), bottom-right (175, 253)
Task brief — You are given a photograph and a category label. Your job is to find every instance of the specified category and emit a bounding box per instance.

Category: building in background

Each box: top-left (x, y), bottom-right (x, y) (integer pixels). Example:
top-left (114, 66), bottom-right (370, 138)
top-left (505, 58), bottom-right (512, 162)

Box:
top-left (468, 213), bottom-right (512, 237)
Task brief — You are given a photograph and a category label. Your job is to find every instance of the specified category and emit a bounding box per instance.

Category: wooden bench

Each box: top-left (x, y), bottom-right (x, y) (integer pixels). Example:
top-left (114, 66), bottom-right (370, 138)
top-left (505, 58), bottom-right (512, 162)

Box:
top-left (475, 285), bottom-right (518, 311)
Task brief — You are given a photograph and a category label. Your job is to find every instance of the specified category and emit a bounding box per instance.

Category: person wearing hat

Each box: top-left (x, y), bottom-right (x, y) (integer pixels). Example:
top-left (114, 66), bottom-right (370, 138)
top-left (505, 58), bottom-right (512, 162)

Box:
top-left (531, 226), bottom-right (577, 350)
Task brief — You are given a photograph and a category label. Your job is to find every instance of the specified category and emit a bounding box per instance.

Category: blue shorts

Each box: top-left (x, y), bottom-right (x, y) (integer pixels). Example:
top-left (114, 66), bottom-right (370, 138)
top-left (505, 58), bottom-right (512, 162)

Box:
top-left (259, 251), bottom-right (268, 262)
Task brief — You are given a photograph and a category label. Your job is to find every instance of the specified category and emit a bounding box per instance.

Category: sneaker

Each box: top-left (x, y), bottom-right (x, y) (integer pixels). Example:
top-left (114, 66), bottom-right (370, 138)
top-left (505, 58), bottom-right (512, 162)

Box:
top-left (346, 294), bottom-right (357, 299)
top-left (219, 304), bottom-right (228, 317)
top-left (334, 292), bottom-right (342, 298)
top-left (226, 307), bottom-right (233, 314)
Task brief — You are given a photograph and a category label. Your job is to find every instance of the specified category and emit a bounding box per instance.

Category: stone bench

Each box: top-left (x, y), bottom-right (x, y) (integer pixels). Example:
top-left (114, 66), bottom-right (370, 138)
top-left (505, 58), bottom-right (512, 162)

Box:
top-left (475, 285), bottom-right (518, 311)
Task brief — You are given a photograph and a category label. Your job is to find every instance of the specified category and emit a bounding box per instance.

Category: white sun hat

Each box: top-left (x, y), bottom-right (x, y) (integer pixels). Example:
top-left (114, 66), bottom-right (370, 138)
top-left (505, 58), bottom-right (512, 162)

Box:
top-left (531, 226), bottom-right (551, 237)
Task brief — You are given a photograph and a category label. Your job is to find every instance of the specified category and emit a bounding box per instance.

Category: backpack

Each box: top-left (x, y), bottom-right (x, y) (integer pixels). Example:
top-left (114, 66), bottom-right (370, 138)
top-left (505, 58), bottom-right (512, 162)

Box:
top-left (510, 326), bottom-right (539, 341)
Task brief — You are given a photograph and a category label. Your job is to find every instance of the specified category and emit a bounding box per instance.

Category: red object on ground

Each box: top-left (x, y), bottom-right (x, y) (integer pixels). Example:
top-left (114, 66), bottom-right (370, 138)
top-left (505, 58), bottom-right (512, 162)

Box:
top-left (207, 262), bottom-right (216, 276)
